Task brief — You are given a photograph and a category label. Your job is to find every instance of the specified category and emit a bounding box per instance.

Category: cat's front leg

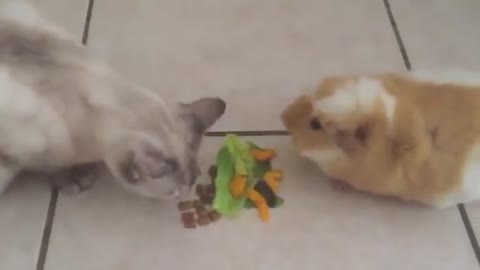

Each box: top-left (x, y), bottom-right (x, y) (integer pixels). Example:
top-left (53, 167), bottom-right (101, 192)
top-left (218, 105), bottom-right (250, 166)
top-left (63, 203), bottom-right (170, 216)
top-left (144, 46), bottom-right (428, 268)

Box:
top-left (51, 162), bottom-right (104, 194)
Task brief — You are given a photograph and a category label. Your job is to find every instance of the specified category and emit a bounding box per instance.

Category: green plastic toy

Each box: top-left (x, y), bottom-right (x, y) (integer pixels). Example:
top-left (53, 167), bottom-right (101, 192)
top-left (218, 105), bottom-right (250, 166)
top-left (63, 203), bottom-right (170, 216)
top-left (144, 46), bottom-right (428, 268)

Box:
top-left (212, 134), bottom-right (284, 222)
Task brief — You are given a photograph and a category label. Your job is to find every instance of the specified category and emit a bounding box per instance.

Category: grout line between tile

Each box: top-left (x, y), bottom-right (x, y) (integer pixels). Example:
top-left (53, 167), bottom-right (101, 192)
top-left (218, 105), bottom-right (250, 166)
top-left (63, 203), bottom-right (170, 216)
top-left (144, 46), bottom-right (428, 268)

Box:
top-left (36, 0), bottom-right (95, 269)
top-left (384, 0), bottom-right (480, 265)
top-left (36, 189), bottom-right (59, 270)
top-left (81, 0), bottom-right (95, 45)
top-left (384, 0), bottom-right (480, 266)
top-left (458, 204), bottom-right (480, 267)
top-left (206, 130), bottom-right (289, 136)
top-left (383, 0), bottom-right (411, 70)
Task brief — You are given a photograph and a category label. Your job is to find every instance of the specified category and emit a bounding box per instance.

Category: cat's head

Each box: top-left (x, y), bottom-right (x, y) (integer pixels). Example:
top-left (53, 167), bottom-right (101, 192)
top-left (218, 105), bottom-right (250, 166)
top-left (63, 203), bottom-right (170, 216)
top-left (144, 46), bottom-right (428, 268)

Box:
top-left (105, 97), bottom-right (226, 201)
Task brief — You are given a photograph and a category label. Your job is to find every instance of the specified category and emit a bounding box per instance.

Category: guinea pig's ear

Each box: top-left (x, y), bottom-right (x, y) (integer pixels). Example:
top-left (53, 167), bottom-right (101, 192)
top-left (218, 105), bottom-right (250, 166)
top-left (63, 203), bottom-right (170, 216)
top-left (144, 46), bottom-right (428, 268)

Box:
top-left (106, 140), bottom-right (178, 185)
top-left (281, 95), bottom-right (313, 131)
top-left (180, 97), bottom-right (226, 134)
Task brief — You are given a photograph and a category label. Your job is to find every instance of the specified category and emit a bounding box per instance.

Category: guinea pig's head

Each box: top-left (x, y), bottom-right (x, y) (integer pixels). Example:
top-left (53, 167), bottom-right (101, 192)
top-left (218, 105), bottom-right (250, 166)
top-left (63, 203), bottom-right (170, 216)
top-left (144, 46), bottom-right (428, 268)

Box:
top-left (280, 90), bottom-right (347, 176)
top-left (281, 76), bottom-right (393, 177)
top-left (105, 97), bottom-right (226, 201)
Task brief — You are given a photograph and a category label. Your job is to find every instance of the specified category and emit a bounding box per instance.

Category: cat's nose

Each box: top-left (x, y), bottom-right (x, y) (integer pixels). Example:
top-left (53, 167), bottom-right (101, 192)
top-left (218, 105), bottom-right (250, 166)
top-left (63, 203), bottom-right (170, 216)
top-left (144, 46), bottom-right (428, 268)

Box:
top-left (177, 185), bottom-right (191, 200)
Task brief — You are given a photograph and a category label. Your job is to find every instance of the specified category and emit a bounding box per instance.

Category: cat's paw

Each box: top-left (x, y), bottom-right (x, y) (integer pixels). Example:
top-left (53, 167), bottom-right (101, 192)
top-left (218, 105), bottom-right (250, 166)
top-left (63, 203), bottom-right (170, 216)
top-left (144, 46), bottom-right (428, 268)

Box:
top-left (52, 162), bottom-right (103, 194)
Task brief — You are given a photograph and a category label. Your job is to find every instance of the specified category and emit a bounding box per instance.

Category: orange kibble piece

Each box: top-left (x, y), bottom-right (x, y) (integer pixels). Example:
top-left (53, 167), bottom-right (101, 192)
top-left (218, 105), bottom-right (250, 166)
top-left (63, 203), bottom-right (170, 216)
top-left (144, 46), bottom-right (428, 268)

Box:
top-left (264, 169), bottom-right (284, 183)
top-left (264, 177), bottom-right (280, 193)
top-left (256, 202), bottom-right (270, 222)
top-left (230, 175), bottom-right (246, 198)
top-left (251, 149), bottom-right (277, 162)
top-left (248, 189), bottom-right (262, 201)
top-left (248, 190), bottom-right (270, 222)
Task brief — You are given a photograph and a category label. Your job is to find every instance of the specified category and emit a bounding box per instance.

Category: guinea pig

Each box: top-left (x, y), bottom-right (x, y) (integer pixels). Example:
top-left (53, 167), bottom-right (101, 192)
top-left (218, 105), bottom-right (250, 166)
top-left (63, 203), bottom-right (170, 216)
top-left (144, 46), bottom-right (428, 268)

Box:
top-left (281, 71), bottom-right (480, 208)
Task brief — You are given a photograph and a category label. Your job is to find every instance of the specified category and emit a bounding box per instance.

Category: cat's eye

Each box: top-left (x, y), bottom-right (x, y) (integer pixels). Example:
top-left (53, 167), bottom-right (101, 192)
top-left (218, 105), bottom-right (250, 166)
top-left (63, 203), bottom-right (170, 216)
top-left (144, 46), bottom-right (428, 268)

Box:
top-left (163, 159), bottom-right (179, 173)
top-left (150, 158), bottom-right (179, 179)
top-left (309, 118), bottom-right (322, 131)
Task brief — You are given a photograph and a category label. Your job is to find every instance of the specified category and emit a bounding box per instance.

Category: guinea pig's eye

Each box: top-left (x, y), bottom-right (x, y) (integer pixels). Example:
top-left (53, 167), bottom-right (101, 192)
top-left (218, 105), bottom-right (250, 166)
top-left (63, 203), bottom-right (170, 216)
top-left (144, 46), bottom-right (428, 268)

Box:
top-left (309, 118), bottom-right (322, 131)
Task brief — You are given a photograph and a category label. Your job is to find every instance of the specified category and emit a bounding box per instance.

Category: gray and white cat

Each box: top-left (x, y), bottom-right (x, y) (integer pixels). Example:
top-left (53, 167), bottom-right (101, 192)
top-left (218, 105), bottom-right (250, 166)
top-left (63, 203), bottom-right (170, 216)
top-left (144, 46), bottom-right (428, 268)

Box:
top-left (0, 1), bottom-right (226, 200)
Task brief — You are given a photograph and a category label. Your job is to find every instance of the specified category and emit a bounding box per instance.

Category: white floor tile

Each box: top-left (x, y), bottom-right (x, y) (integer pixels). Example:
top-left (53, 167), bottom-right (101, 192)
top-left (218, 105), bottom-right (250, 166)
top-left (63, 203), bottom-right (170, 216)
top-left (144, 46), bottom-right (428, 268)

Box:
top-left (46, 137), bottom-right (477, 270)
top-left (390, 0), bottom-right (480, 70)
top-left (36, 0), bottom-right (90, 40)
top-left (87, 0), bottom-right (404, 131)
top-left (0, 177), bottom-right (51, 270)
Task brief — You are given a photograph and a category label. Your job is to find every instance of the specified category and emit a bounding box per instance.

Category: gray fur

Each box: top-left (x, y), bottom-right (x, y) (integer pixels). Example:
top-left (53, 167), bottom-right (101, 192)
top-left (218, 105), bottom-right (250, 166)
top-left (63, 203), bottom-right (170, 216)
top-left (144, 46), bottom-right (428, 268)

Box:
top-left (0, 4), bottom-right (225, 200)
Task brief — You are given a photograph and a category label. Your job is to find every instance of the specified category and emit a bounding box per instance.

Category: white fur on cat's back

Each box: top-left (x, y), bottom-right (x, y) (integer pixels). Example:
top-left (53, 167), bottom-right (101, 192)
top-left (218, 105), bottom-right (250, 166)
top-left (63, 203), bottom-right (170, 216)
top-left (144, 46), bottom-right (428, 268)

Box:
top-left (0, 67), bottom-right (73, 167)
top-left (0, 65), bottom-right (74, 194)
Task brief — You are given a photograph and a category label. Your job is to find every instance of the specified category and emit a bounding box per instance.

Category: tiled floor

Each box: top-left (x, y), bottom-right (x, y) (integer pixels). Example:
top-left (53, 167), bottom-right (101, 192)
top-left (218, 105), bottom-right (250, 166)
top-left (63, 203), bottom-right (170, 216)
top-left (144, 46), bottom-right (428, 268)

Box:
top-left (1, 0), bottom-right (480, 270)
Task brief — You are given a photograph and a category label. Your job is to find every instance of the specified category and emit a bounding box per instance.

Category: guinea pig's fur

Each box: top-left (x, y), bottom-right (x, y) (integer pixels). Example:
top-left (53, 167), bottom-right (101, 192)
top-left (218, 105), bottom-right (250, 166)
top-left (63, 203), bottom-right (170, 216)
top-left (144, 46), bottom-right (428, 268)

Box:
top-left (282, 70), bottom-right (480, 208)
top-left (0, 1), bottom-right (226, 200)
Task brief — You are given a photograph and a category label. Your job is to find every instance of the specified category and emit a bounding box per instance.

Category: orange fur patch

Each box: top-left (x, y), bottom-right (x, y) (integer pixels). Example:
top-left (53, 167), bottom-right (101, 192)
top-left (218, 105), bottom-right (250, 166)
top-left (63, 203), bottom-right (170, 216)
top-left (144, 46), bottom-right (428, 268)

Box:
top-left (282, 73), bottom-right (480, 207)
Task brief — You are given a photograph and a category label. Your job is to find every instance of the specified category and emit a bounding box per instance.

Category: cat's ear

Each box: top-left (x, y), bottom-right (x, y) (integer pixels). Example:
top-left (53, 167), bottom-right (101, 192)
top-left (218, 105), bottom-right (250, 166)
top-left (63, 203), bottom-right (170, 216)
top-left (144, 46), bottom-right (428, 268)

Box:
top-left (180, 97), bottom-right (226, 134)
top-left (107, 140), bottom-right (179, 185)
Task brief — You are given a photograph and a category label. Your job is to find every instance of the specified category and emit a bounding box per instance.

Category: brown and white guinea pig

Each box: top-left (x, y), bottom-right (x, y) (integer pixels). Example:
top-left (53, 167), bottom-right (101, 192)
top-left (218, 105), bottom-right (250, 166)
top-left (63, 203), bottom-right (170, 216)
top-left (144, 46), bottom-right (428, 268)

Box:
top-left (281, 70), bottom-right (480, 208)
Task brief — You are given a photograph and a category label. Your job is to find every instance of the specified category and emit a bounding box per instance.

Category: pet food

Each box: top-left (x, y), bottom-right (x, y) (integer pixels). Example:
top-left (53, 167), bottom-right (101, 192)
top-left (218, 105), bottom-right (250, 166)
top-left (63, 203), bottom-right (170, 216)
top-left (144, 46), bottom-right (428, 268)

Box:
top-left (195, 184), bottom-right (204, 197)
top-left (181, 212), bottom-right (196, 229)
top-left (254, 181), bottom-right (276, 207)
top-left (177, 201), bottom-right (193, 211)
top-left (204, 184), bottom-right (215, 196)
top-left (251, 149), bottom-right (277, 162)
top-left (195, 204), bottom-right (209, 217)
top-left (229, 175), bottom-right (246, 198)
top-left (197, 215), bottom-right (211, 226)
top-left (208, 165), bottom-right (217, 180)
top-left (193, 199), bottom-right (202, 208)
top-left (200, 195), bottom-right (214, 205)
top-left (208, 210), bottom-right (222, 222)
top-left (178, 164), bottom-right (225, 229)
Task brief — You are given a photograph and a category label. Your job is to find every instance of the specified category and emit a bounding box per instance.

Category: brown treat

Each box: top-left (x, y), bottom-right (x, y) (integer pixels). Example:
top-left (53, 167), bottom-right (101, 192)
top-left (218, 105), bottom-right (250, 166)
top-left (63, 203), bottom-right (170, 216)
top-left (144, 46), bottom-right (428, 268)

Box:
top-left (195, 204), bottom-right (209, 217)
top-left (181, 212), bottom-right (196, 229)
top-left (177, 201), bottom-right (193, 211)
top-left (183, 221), bottom-right (196, 229)
top-left (200, 195), bottom-right (214, 205)
top-left (208, 165), bottom-right (217, 180)
top-left (197, 215), bottom-right (211, 226)
top-left (204, 184), bottom-right (216, 196)
top-left (195, 184), bottom-right (205, 197)
top-left (208, 211), bottom-right (222, 222)
top-left (193, 199), bottom-right (203, 208)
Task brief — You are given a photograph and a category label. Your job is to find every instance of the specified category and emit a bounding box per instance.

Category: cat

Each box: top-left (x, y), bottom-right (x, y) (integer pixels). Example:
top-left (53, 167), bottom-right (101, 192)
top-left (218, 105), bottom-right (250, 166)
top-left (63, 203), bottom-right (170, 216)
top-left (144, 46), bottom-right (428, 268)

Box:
top-left (0, 1), bottom-right (226, 200)
top-left (282, 70), bottom-right (480, 208)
